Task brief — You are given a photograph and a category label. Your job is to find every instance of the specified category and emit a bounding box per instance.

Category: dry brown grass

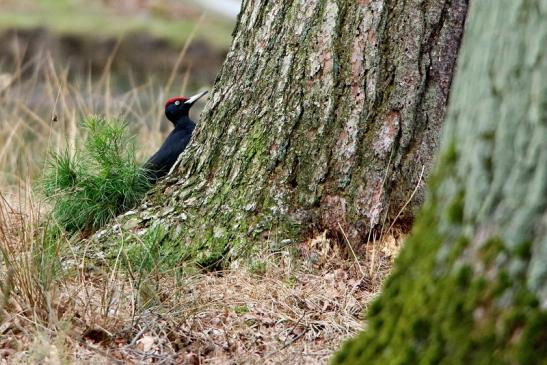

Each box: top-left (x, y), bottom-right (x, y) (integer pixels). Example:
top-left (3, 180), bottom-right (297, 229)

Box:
top-left (0, 188), bottom-right (402, 364)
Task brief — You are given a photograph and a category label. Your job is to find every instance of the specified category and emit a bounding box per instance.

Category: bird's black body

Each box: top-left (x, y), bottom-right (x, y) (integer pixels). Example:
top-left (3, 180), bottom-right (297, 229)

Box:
top-left (144, 91), bottom-right (207, 184)
top-left (145, 118), bottom-right (195, 184)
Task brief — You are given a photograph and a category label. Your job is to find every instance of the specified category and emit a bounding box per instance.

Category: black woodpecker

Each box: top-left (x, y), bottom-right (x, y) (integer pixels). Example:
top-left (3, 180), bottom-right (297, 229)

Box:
top-left (144, 90), bottom-right (208, 184)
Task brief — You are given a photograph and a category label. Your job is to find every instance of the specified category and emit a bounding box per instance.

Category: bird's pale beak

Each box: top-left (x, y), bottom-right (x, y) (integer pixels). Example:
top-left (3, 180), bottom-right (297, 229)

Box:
top-left (185, 90), bottom-right (209, 105)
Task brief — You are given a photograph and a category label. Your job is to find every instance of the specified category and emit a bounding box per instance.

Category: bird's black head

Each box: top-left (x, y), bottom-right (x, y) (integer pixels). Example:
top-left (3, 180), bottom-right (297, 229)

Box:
top-left (164, 91), bottom-right (208, 125)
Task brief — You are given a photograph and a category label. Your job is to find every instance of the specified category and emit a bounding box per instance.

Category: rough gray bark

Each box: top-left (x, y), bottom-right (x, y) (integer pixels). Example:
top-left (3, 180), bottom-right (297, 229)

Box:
top-left (105, 0), bottom-right (468, 264)
top-left (334, 0), bottom-right (547, 363)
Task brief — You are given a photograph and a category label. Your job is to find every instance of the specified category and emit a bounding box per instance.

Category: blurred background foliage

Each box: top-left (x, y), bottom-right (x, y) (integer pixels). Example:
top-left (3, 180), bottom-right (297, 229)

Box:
top-left (0, 0), bottom-right (235, 47)
top-left (0, 0), bottom-right (236, 86)
top-left (0, 0), bottom-right (238, 188)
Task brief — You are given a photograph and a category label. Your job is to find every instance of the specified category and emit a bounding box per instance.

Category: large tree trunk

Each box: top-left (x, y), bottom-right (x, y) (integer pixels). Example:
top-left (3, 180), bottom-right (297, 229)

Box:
top-left (334, 0), bottom-right (547, 363)
top-left (105, 0), bottom-right (467, 264)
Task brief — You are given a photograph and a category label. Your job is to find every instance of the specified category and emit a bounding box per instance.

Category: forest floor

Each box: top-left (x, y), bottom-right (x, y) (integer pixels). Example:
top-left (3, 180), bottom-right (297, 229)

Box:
top-left (0, 191), bottom-right (401, 364)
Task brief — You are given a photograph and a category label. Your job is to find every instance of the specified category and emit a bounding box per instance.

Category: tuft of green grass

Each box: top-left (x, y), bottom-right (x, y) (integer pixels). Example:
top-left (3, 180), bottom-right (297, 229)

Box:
top-left (41, 116), bottom-right (150, 232)
top-left (123, 224), bottom-right (168, 274)
top-left (32, 220), bottom-right (66, 291)
top-left (248, 259), bottom-right (268, 276)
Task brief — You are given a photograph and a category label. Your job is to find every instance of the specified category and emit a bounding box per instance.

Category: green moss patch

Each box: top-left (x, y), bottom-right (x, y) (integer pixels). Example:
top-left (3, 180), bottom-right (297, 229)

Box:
top-left (332, 145), bottom-right (547, 364)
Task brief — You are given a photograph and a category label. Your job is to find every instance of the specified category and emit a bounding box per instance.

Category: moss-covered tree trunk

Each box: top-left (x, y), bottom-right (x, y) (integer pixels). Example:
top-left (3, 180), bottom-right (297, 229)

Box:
top-left (334, 0), bottom-right (546, 363)
top-left (110, 0), bottom-right (467, 264)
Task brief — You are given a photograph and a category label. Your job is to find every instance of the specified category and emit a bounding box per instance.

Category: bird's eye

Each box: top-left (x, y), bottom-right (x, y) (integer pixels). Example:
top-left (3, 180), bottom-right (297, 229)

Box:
top-left (174, 100), bottom-right (181, 106)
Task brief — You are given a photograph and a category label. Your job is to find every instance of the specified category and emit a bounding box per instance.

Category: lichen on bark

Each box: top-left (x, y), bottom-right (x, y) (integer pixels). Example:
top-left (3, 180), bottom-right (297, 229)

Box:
top-left (333, 0), bottom-right (547, 363)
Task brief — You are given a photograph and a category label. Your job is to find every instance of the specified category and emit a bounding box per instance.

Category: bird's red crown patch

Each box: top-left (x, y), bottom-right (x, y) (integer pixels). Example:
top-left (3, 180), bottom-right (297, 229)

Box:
top-left (165, 96), bottom-right (189, 109)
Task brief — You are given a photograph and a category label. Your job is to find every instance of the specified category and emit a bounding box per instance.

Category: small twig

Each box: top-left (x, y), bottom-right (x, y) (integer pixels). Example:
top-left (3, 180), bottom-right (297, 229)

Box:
top-left (264, 310), bottom-right (308, 357)
top-left (129, 324), bottom-right (150, 346)
top-left (77, 339), bottom-right (130, 365)
top-left (284, 310), bottom-right (306, 343)
top-left (369, 232), bottom-right (378, 279)
top-left (280, 327), bottom-right (308, 350)
top-left (338, 223), bottom-right (365, 276)
top-left (386, 164), bottom-right (425, 234)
